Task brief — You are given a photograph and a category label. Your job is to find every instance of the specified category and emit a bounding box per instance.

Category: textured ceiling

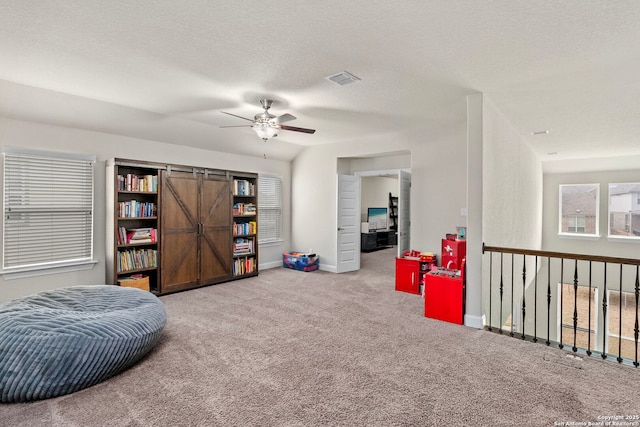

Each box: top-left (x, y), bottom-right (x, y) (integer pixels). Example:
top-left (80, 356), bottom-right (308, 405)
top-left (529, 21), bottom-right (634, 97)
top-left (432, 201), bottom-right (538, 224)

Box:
top-left (0, 1), bottom-right (639, 164)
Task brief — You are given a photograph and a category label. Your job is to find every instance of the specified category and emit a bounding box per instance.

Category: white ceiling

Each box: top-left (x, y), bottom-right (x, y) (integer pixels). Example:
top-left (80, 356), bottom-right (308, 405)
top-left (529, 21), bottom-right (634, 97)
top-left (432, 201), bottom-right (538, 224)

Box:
top-left (1, 1), bottom-right (639, 165)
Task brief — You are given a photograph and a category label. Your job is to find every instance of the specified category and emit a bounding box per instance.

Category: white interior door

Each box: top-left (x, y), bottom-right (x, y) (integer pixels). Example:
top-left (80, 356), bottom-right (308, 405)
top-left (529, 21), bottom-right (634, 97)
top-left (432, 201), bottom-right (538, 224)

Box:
top-left (337, 174), bottom-right (360, 273)
top-left (397, 170), bottom-right (411, 256)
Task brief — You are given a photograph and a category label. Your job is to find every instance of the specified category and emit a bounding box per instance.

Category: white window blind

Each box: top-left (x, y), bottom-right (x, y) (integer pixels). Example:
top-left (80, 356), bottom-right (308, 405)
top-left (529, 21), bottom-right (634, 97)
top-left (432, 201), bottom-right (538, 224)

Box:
top-left (258, 175), bottom-right (282, 243)
top-left (3, 148), bottom-right (95, 271)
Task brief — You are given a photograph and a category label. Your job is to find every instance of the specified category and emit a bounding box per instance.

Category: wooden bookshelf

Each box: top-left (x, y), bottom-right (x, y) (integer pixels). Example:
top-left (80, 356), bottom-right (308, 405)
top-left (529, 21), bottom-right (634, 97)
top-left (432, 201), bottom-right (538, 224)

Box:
top-left (106, 160), bottom-right (160, 292)
top-left (106, 159), bottom-right (259, 295)
top-left (232, 175), bottom-right (259, 278)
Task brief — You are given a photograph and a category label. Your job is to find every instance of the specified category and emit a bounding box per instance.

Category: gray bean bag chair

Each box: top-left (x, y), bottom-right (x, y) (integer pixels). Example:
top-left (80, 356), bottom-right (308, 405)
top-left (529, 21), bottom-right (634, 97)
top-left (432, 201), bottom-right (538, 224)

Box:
top-left (0, 285), bottom-right (166, 403)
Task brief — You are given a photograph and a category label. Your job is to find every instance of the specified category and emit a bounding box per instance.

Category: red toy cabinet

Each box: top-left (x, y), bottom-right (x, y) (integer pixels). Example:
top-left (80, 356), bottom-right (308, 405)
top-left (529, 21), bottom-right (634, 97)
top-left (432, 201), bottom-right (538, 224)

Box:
top-left (395, 257), bottom-right (423, 295)
top-left (441, 239), bottom-right (466, 270)
top-left (424, 270), bottom-right (465, 325)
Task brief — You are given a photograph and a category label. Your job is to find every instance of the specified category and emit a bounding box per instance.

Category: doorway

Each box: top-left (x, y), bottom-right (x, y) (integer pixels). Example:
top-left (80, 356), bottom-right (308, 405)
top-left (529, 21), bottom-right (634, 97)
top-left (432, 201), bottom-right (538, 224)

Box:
top-left (353, 168), bottom-right (411, 272)
top-left (336, 152), bottom-right (412, 274)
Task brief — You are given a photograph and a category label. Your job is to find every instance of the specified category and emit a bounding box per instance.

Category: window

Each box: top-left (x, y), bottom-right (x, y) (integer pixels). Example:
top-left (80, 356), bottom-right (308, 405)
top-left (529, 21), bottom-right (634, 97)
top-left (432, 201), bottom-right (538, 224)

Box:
top-left (567, 216), bottom-right (586, 233)
top-left (2, 148), bottom-right (95, 274)
top-left (608, 183), bottom-right (640, 239)
top-left (559, 184), bottom-right (599, 237)
top-left (258, 174), bottom-right (282, 244)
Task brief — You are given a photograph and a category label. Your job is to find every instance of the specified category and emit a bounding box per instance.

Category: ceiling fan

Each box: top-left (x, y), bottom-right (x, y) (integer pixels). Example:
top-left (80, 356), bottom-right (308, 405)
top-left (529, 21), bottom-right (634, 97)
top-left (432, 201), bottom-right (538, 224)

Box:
top-left (220, 99), bottom-right (316, 141)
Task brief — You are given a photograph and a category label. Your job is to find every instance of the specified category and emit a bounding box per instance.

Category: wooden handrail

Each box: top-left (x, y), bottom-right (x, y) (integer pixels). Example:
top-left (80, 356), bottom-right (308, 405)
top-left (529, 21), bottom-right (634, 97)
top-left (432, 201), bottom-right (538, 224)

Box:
top-left (482, 243), bottom-right (640, 266)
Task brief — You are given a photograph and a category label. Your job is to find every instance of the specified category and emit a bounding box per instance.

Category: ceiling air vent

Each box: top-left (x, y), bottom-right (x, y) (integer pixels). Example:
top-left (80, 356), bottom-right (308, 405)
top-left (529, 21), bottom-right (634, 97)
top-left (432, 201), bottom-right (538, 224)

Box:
top-left (325, 71), bottom-right (361, 86)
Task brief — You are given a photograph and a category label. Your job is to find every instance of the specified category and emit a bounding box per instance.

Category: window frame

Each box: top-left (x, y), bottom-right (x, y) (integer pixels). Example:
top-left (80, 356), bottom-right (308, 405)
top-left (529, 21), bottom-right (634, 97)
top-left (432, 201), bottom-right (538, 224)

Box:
top-left (558, 183), bottom-right (600, 239)
top-left (257, 174), bottom-right (283, 246)
top-left (607, 182), bottom-right (640, 241)
top-left (2, 147), bottom-right (97, 278)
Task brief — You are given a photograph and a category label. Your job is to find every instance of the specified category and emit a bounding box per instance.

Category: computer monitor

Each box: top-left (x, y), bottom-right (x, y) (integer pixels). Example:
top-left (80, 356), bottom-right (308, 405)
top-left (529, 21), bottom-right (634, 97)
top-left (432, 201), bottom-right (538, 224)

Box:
top-left (367, 207), bottom-right (388, 231)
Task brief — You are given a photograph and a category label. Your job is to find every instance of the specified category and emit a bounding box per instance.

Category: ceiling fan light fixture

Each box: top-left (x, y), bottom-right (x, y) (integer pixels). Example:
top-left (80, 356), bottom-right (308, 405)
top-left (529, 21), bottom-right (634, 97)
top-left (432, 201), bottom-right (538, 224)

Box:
top-left (253, 123), bottom-right (279, 141)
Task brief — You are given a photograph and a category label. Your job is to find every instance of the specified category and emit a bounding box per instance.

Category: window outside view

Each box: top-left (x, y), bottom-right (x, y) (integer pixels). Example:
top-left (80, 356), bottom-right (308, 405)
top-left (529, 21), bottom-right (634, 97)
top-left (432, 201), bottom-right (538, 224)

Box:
top-left (559, 184), bottom-right (599, 236)
top-left (608, 183), bottom-right (640, 238)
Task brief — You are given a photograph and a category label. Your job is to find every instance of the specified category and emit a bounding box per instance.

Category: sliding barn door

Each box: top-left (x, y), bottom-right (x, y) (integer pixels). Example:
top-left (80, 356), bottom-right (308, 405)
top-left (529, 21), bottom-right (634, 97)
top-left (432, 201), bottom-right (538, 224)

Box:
top-left (160, 171), bottom-right (200, 293)
top-left (199, 174), bottom-right (232, 284)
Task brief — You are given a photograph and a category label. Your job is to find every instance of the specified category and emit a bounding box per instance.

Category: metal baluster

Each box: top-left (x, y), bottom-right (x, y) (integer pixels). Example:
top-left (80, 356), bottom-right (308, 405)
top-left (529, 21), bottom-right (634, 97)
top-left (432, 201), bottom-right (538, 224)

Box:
top-left (572, 260), bottom-right (579, 353)
top-left (546, 256), bottom-right (551, 346)
top-left (559, 259), bottom-right (564, 350)
top-left (634, 266), bottom-right (639, 368)
top-left (587, 261), bottom-right (592, 356)
top-left (499, 253), bottom-right (504, 335)
top-left (488, 252), bottom-right (493, 331)
top-left (534, 256), bottom-right (538, 343)
top-left (522, 255), bottom-right (526, 340)
top-left (511, 253), bottom-right (515, 337)
top-left (618, 264), bottom-right (623, 364)
top-left (602, 263), bottom-right (608, 360)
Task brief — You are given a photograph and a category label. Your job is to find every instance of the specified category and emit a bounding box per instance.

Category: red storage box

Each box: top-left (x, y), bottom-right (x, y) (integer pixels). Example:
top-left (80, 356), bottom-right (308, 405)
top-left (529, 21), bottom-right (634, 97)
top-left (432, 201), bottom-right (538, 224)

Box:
top-left (441, 239), bottom-right (466, 270)
top-left (283, 252), bottom-right (319, 272)
top-left (424, 271), bottom-right (465, 325)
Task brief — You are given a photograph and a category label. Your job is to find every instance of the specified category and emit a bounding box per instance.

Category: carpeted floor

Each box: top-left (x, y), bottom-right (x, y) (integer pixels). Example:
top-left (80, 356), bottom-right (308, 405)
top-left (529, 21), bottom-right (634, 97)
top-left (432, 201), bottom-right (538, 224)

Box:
top-left (1, 248), bottom-right (638, 426)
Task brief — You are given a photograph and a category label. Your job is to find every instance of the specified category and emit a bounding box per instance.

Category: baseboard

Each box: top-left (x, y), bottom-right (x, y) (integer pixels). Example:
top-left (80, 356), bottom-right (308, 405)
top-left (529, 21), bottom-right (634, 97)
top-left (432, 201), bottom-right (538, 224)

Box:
top-left (319, 263), bottom-right (337, 273)
top-left (464, 314), bottom-right (485, 329)
top-left (259, 260), bottom-right (282, 270)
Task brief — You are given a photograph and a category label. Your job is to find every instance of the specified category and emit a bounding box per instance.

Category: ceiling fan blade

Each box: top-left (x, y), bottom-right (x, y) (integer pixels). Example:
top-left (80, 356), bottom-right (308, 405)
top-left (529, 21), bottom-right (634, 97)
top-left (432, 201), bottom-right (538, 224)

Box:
top-left (221, 111), bottom-right (254, 122)
top-left (220, 125), bottom-right (253, 128)
top-left (276, 113), bottom-right (297, 123)
top-left (280, 124), bottom-right (316, 134)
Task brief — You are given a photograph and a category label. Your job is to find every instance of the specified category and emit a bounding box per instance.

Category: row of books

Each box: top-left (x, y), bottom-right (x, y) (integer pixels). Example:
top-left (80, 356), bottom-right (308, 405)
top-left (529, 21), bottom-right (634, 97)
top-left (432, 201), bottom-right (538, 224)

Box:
top-left (233, 221), bottom-right (257, 236)
top-left (118, 174), bottom-right (158, 192)
top-left (233, 237), bottom-right (255, 255)
top-left (117, 248), bottom-right (158, 272)
top-left (233, 256), bottom-right (256, 276)
top-left (233, 202), bottom-right (256, 216)
top-left (118, 227), bottom-right (157, 245)
top-left (233, 179), bottom-right (255, 196)
top-left (119, 200), bottom-right (157, 218)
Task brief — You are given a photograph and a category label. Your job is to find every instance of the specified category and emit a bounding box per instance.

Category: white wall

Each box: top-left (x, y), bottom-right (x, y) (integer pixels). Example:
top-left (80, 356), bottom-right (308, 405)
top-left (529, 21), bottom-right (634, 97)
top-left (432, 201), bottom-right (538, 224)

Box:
top-left (482, 99), bottom-right (543, 249)
top-left (0, 117), bottom-right (291, 302)
top-left (360, 176), bottom-right (397, 222)
top-left (482, 97), bottom-right (543, 329)
top-left (348, 154), bottom-right (411, 173)
top-left (466, 93), bottom-right (483, 327)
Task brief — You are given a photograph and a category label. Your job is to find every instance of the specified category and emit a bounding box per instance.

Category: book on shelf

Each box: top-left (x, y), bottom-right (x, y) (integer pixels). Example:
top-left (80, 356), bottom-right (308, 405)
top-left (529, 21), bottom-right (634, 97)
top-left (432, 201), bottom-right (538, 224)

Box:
top-left (118, 174), bottom-right (158, 192)
top-left (233, 202), bottom-right (256, 216)
top-left (233, 179), bottom-right (255, 196)
top-left (117, 248), bottom-right (158, 272)
top-left (233, 237), bottom-right (255, 255)
top-left (118, 227), bottom-right (157, 245)
top-left (233, 256), bottom-right (256, 276)
top-left (118, 200), bottom-right (156, 218)
top-left (233, 221), bottom-right (257, 236)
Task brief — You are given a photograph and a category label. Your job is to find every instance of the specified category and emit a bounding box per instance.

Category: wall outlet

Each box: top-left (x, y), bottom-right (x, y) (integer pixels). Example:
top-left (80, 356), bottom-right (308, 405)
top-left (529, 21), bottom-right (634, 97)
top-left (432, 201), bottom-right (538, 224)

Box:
top-left (460, 208), bottom-right (468, 217)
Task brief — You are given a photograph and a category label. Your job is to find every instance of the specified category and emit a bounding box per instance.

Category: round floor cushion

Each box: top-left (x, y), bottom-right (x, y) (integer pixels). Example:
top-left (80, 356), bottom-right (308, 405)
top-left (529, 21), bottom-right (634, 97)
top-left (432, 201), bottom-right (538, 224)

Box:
top-left (0, 285), bottom-right (166, 403)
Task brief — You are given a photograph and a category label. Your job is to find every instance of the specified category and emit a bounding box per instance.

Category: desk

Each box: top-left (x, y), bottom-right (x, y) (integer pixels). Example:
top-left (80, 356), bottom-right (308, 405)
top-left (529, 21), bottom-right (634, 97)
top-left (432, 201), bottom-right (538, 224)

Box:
top-left (361, 230), bottom-right (394, 252)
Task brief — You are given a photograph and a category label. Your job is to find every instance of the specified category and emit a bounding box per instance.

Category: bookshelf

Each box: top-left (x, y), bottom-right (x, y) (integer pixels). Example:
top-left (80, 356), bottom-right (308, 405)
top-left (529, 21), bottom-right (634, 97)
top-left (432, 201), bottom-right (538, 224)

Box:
top-left (107, 159), bottom-right (259, 295)
top-left (232, 176), bottom-right (258, 278)
top-left (106, 160), bottom-right (160, 292)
